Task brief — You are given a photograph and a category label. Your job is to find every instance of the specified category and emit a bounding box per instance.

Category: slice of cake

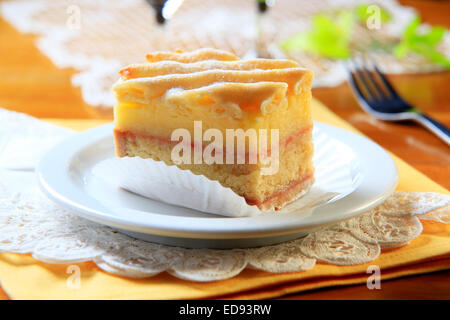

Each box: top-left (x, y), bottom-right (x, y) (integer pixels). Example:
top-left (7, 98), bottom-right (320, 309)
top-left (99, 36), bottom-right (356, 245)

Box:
top-left (113, 48), bottom-right (314, 211)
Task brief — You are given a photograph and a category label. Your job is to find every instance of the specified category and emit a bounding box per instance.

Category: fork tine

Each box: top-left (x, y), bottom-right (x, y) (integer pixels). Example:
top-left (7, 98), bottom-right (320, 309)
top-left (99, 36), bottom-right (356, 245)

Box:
top-left (350, 58), bottom-right (377, 101)
top-left (346, 59), bottom-right (371, 103)
top-left (347, 58), bottom-right (377, 101)
top-left (354, 56), bottom-right (386, 101)
top-left (369, 59), bottom-right (399, 98)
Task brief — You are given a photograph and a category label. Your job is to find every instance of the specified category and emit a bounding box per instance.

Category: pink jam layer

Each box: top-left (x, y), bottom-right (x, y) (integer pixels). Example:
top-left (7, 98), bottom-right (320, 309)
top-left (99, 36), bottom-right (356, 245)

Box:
top-left (115, 125), bottom-right (312, 159)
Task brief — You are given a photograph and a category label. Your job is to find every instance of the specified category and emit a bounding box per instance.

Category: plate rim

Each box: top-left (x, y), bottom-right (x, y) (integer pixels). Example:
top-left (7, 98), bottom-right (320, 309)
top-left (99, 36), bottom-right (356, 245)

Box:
top-left (36, 122), bottom-right (398, 239)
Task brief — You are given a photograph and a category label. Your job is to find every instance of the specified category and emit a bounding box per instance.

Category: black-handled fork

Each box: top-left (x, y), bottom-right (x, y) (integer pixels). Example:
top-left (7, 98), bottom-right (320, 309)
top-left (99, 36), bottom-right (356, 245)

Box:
top-left (346, 57), bottom-right (450, 146)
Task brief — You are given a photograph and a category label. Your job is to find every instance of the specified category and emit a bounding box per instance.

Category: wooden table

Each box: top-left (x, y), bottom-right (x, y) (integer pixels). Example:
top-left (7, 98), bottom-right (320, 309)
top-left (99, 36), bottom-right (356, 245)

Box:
top-left (0, 0), bottom-right (448, 300)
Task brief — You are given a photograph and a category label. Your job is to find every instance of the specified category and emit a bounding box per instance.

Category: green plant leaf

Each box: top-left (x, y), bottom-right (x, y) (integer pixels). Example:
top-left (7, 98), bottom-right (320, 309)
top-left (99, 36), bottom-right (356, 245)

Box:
top-left (394, 16), bottom-right (450, 69)
top-left (280, 11), bottom-right (354, 59)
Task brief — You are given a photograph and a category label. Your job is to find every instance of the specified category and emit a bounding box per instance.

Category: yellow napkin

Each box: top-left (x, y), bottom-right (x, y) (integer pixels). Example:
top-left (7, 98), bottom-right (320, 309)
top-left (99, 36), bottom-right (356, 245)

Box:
top-left (0, 99), bottom-right (448, 299)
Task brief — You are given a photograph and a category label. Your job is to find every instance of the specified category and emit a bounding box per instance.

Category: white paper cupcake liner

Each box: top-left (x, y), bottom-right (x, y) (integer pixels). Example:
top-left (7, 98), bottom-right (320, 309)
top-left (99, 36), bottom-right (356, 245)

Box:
top-left (92, 127), bottom-right (361, 217)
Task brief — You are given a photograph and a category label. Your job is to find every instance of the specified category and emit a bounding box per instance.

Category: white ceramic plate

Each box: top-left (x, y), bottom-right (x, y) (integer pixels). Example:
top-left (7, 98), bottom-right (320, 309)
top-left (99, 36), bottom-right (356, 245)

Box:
top-left (37, 122), bottom-right (398, 248)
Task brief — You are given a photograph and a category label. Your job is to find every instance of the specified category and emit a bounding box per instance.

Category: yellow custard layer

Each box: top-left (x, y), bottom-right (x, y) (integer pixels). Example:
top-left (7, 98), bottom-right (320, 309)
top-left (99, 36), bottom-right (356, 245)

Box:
top-left (114, 80), bottom-right (313, 143)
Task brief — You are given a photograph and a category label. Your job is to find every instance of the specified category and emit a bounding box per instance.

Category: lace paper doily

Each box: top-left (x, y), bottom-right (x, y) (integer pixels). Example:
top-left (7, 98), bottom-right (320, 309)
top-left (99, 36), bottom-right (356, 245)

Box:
top-left (0, 109), bottom-right (449, 282)
top-left (1, 0), bottom-right (449, 107)
top-left (0, 178), bottom-right (448, 281)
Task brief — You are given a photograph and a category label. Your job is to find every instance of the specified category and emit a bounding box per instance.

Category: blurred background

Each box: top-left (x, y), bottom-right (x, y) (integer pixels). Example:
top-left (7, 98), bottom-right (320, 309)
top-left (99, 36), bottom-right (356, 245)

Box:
top-left (0, 0), bottom-right (449, 186)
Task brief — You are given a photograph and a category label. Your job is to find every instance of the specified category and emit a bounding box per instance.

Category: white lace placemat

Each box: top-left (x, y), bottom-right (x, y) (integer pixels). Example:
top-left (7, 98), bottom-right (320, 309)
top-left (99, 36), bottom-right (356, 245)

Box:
top-left (1, 0), bottom-right (449, 108)
top-left (0, 108), bottom-right (449, 282)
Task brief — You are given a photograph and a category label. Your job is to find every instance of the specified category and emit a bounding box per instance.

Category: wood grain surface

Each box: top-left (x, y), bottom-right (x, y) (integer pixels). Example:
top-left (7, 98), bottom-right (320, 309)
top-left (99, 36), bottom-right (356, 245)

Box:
top-left (0, 0), bottom-right (448, 300)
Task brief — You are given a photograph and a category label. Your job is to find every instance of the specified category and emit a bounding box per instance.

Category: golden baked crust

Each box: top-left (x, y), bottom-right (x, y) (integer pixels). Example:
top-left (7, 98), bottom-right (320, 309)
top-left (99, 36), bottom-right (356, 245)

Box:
top-left (145, 48), bottom-right (239, 63)
top-left (114, 48), bottom-right (313, 120)
top-left (113, 69), bottom-right (313, 113)
top-left (119, 59), bottom-right (300, 80)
